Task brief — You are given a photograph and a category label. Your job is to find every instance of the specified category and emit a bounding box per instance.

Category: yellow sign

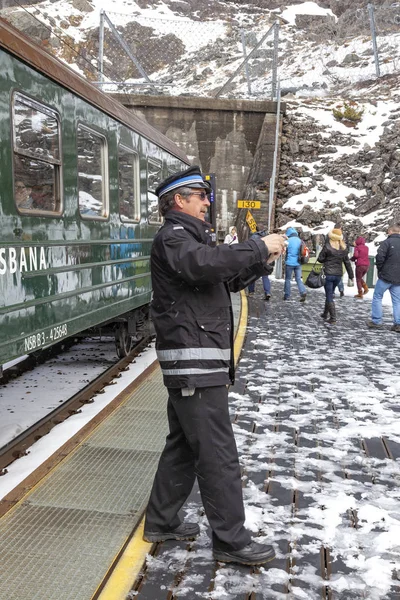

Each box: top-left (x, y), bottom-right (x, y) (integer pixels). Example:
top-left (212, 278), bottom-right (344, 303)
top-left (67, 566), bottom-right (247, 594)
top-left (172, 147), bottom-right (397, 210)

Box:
top-left (237, 200), bottom-right (261, 209)
top-left (246, 210), bottom-right (257, 233)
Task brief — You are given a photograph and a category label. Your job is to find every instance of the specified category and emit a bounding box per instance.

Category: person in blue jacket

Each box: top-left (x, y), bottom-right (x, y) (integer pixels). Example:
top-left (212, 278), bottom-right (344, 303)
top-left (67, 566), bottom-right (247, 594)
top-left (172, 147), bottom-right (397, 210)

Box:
top-left (284, 227), bottom-right (307, 302)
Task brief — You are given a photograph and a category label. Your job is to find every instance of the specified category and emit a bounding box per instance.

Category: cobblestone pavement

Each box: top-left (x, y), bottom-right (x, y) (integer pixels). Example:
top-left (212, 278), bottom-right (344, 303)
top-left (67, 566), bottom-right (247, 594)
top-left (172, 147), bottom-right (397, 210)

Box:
top-left (133, 282), bottom-right (400, 600)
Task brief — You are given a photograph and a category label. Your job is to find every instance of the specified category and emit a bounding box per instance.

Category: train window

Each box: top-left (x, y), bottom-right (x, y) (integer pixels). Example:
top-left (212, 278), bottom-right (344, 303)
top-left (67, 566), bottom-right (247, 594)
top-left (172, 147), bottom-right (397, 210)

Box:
top-left (12, 93), bottom-right (62, 215)
top-left (77, 125), bottom-right (108, 219)
top-left (118, 146), bottom-right (140, 222)
top-left (147, 158), bottom-right (163, 224)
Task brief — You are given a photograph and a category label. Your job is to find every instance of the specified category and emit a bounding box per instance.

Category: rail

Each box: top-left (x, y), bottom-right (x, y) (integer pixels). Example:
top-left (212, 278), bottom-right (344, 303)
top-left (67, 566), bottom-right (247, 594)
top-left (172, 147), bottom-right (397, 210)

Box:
top-left (0, 335), bottom-right (154, 475)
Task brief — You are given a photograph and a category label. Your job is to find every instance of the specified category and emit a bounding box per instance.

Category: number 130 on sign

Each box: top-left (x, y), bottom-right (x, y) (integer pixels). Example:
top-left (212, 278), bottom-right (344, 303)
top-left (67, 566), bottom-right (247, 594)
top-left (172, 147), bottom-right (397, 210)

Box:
top-left (237, 200), bottom-right (261, 209)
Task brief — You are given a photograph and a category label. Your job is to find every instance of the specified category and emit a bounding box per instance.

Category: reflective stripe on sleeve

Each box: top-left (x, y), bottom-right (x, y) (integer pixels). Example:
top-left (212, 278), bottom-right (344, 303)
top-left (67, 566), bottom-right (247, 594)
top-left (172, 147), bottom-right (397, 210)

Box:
top-left (157, 348), bottom-right (231, 361)
top-left (160, 367), bottom-right (230, 376)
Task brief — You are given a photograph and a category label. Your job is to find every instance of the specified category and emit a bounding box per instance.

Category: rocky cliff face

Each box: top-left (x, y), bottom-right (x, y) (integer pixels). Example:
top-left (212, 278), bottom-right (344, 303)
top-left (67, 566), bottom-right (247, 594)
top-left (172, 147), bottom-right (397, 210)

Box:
top-left (277, 91), bottom-right (400, 246)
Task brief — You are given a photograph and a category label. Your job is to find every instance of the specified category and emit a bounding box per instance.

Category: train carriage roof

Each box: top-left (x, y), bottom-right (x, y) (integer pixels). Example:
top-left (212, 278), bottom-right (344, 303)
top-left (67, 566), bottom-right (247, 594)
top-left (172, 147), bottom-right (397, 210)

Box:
top-left (0, 17), bottom-right (189, 163)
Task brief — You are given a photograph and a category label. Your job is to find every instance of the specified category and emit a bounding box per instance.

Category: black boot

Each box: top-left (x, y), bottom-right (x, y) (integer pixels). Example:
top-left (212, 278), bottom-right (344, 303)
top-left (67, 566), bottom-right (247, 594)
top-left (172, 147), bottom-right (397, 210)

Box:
top-left (213, 541), bottom-right (275, 566)
top-left (327, 301), bottom-right (336, 324)
top-left (320, 301), bottom-right (329, 319)
top-left (143, 522), bottom-right (200, 542)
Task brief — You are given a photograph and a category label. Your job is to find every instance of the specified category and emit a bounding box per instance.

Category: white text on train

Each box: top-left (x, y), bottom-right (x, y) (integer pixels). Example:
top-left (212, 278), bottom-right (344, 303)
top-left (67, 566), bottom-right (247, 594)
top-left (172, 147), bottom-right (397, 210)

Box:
top-left (0, 247), bottom-right (47, 275)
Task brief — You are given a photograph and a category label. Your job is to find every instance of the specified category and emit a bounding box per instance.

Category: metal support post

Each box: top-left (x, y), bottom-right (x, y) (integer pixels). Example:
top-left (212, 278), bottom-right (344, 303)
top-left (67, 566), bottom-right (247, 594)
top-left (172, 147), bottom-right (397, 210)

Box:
top-left (103, 12), bottom-right (154, 86)
top-left (215, 23), bottom-right (275, 98)
top-left (268, 79), bottom-right (281, 233)
top-left (240, 28), bottom-right (252, 95)
top-left (271, 21), bottom-right (279, 100)
top-left (368, 3), bottom-right (381, 77)
top-left (98, 9), bottom-right (105, 88)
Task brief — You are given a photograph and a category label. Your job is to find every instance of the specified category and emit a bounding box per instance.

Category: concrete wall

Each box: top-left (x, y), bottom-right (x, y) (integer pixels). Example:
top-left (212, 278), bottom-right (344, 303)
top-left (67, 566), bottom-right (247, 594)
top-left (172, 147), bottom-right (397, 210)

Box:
top-left (111, 94), bottom-right (282, 237)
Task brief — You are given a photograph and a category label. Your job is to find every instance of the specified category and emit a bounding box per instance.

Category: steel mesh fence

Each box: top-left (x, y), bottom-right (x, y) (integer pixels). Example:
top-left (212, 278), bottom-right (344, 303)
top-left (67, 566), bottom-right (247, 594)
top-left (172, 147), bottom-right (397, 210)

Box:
top-left (6, 2), bottom-right (400, 98)
top-left (0, 1), bottom-right (278, 99)
top-left (98, 11), bottom-right (278, 98)
top-left (319, 4), bottom-right (400, 80)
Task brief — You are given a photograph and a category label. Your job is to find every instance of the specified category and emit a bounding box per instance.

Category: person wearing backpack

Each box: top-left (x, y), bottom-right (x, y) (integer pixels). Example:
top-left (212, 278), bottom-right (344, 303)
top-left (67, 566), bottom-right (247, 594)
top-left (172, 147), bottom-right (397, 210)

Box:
top-left (284, 227), bottom-right (307, 302)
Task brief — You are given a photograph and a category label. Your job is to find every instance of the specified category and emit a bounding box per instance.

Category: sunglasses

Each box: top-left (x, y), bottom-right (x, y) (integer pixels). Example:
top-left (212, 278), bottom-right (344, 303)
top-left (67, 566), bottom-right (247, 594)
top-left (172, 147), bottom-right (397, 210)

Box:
top-left (189, 191), bottom-right (209, 200)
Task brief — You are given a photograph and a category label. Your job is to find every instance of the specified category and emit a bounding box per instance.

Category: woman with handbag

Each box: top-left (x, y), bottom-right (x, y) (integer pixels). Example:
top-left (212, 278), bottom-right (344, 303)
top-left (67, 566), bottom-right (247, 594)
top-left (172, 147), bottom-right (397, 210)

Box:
top-left (317, 228), bottom-right (354, 324)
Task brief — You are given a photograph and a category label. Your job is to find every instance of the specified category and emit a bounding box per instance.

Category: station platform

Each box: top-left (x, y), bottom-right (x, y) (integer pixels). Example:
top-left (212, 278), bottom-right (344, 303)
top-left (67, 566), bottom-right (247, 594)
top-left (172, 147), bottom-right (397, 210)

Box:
top-left (1, 283), bottom-right (399, 600)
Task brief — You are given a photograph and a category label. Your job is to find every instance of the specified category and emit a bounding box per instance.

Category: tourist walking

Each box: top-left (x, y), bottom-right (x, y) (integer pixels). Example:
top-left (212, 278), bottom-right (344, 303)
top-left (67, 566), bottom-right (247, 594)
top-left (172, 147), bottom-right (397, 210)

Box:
top-left (367, 223), bottom-right (400, 332)
top-left (318, 228), bottom-right (354, 324)
top-left (351, 236), bottom-right (370, 298)
top-left (247, 268), bottom-right (273, 300)
top-left (224, 226), bottom-right (239, 245)
top-left (283, 227), bottom-right (307, 302)
top-left (337, 278), bottom-right (345, 298)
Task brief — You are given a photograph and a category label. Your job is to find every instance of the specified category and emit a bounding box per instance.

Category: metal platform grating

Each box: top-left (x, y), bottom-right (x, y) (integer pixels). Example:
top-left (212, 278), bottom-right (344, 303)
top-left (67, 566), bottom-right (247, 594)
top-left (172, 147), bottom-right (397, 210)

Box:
top-left (88, 407), bottom-right (168, 452)
top-left (29, 445), bottom-right (160, 514)
top-left (0, 505), bottom-right (134, 600)
top-left (0, 366), bottom-right (168, 600)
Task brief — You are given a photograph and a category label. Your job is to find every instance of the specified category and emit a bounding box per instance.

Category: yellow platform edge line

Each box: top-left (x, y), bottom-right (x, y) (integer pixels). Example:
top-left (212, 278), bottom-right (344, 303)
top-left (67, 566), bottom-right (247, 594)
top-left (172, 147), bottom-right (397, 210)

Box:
top-left (96, 291), bottom-right (248, 600)
top-left (97, 519), bottom-right (151, 600)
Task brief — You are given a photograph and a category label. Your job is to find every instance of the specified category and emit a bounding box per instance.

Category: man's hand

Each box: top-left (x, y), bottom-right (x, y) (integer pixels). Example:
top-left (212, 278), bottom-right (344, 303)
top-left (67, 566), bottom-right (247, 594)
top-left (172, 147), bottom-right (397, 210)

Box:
top-left (260, 234), bottom-right (287, 262)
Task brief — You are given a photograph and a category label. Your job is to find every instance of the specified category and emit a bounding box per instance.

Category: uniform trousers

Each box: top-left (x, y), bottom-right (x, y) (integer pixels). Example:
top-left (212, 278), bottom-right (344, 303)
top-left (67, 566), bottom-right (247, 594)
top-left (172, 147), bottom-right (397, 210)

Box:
top-left (144, 385), bottom-right (251, 552)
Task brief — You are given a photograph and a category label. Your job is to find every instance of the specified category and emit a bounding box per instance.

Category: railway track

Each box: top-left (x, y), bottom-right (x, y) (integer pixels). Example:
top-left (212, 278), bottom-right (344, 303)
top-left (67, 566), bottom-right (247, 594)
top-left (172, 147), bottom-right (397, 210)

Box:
top-left (0, 335), bottom-right (154, 475)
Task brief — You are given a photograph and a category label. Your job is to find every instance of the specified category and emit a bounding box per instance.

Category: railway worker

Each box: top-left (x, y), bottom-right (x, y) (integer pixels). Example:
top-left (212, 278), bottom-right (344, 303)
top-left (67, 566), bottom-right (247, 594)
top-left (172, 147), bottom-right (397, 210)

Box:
top-left (143, 165), bottom-right (287, 566)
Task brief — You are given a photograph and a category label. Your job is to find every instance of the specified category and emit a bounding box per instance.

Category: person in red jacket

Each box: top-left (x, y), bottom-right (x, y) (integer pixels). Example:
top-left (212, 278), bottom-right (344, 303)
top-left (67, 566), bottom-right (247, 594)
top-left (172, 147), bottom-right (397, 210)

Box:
top-left (351, 236), bottom-right (370, 298)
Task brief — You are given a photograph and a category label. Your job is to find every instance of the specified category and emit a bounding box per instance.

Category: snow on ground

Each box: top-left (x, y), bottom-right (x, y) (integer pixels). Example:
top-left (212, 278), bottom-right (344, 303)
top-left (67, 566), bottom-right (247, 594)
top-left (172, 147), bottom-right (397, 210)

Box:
top-left (153, 285), bottom-right (400, 599)
top-left (296, 101), bottom-right (389, 154)
top-left (0, 337), bottom-right (118, 449)
top-left (235, 292), bottom-right (400, 598)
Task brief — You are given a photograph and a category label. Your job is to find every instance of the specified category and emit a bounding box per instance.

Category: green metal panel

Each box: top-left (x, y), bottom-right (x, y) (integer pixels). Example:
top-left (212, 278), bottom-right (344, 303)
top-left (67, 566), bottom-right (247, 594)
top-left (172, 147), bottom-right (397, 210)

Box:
top-left (0, 48), bottom-right (186, 365)
top-left (301, 258), bottom-right (323, 279)
top-left (366, 256), bottom-right (375, 288)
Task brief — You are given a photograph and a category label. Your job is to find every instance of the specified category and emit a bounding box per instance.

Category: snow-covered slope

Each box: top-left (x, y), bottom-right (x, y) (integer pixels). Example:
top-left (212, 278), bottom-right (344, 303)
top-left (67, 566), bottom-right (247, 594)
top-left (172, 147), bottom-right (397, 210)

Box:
top-left (277, 94), bottom-right (400, 250)
top-left (2, 0), bottom-right (400, 245)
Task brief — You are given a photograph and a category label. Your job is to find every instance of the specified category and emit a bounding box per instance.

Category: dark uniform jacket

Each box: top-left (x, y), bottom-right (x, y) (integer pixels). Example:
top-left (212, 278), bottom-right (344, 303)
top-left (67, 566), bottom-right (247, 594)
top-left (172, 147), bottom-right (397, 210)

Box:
top-left (318, 242), bottom-right (353, 278)
top-left (151, 210), bottom-right (270, 389)
top-left (376, 233), bottom-right (400, 285)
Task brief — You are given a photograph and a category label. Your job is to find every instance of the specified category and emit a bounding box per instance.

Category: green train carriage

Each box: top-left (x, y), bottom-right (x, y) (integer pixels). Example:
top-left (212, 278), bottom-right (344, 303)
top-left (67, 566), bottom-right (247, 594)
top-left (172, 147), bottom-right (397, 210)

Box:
top-left (0, 18), bottom-right (189, 371)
